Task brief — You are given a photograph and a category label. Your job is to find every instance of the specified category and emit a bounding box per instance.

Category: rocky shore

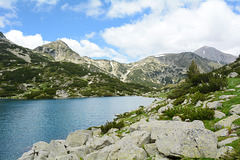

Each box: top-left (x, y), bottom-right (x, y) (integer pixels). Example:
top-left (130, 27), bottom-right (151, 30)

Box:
top-left (18, 79), bottom-right (240, 160)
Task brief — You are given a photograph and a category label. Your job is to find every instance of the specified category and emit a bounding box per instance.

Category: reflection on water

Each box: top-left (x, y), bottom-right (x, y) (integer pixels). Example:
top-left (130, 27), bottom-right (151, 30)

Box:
top-left (0, 96), bottom-right (154, 160)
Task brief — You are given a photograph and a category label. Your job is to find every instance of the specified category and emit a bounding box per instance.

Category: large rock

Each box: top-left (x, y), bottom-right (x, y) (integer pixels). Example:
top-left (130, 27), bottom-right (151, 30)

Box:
top-left (54, 154), bottom-right (79, 160)
top-left (149, 121), bottom-right (217, 158)
top-left (68, 145), bottom-right (90, 158)
top-left (144, 143), bottom-right (159, 157)
top-left (218, 137), bottom-right (239, 147)
top-left (158, 103), bottom-right (173, 113)
top-left (206, 101), bottom-right (222, 109)
top-left (229, 104), bottom-right (240, 115)
top-left (214, 110), bottom-right (226, 119)
top-left (87, 135), bottom-right (114, 152)
top-left (214, 114), bottom-right (240, 129)
top-left (129, 119), bottom-right (147, 132)
top-left (18, 150), bottom-right (34, 160)
top-left (109, 143), bottom-right (147, 160)
top-left (65, 130), bottom-right (92, 148)
top-left (48, 140), bottom-right (67, 158)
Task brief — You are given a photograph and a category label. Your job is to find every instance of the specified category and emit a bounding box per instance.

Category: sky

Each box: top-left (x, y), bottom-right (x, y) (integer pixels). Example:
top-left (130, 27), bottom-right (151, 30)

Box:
top-left (1, 0), bottom-right (240, 63)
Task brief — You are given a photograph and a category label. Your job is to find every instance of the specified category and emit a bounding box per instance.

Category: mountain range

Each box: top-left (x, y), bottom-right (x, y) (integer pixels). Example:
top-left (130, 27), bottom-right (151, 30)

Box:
top-left (33, 39), bottom-right (228, 86)
top-left (0, 31), bottom-right (238, 98)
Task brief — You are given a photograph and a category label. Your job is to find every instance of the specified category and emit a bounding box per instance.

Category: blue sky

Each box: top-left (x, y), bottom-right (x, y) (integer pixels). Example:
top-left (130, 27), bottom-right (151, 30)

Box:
top-left (1, 0), bottom-right (240, 63)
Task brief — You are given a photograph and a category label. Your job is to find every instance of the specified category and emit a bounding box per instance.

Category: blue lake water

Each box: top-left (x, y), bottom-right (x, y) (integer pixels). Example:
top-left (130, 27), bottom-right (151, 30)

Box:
top-left (0, 96), bottom-right (154, 160)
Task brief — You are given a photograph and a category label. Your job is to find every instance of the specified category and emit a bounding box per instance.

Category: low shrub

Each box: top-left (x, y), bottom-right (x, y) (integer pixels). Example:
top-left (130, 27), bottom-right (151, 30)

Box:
top-left (164, 107), bottom-right (214, 121)
top-left (191, 92), bottom-right (207, 104)
top-left (173, 96), bottom-right (186, 106)
top-left (100, 120), bottom-right (124, 134)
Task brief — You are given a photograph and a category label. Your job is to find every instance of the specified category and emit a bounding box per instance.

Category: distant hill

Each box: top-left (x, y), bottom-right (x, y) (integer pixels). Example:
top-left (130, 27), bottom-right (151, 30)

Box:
top-left (194, 46), bottom-right (236, 64)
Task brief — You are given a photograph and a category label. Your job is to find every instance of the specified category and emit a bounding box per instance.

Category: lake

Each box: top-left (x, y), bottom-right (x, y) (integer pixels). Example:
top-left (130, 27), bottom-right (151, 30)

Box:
top-left (0, 96), bottom-right (154, 160)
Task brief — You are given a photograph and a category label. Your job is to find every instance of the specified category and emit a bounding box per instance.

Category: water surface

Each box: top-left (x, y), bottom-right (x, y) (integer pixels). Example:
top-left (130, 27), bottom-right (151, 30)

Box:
top-left (0, 96), bottom-right (154, 160)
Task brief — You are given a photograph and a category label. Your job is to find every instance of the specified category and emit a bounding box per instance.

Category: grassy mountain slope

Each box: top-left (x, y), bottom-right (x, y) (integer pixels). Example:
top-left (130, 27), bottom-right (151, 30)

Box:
top-left (0, 34), bottom-right (152, 99)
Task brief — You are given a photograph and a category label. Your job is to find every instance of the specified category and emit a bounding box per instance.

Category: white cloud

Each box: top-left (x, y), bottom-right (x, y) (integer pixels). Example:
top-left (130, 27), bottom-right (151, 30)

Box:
top-left (61, 0), bottom-right (104, 17)
top-left (4, 30), bottom-right (48, 49)
top-left (0, 0), bottom-right (17, 9)
top-left (85, 32), bottom-right (96, 39)
top-left (102, 0), bottom-right (240, 59)
top-left (61, 38), bottom-right (128, 63)
top-left (33, 0), bottom-right (58, 6)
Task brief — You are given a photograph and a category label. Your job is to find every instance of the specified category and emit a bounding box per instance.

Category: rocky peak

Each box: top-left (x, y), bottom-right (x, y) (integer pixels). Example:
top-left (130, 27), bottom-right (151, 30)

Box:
top-left (194, 46), bottom-right (236, 64)
top-left (34, 40), bottom-right (81, 62)
top-left (0, 31), bottom-right (6, 39)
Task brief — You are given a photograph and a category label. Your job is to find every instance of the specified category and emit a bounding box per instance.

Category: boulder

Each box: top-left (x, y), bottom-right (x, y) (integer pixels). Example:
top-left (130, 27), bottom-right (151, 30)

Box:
top-left (214, 114), bottom-right (240, 129)
top-left (144, 143), bottom-right (159, 157)
top-left (129, 119), bottom-right (147, 132)
top-left (206, 101), bottom-right (222, 109)
top-left (109, 143), bottom-right (147, 160)
top-left (214, 110), bottom-right (226, 119)
top-left (228, 72), bottom-right (238, 78)
top-left (150, 121), bottom-right (217, 158)
top-left (195, 101), bottom-right (202, 107)
top-left (84, 151), bottom-right (99, 160)
top-left (32, 141), bottom-right (50, 159)
top-left (92, 128), bottom-right (102, 137)
top-left (48, 140), bottom-right (67, 158)
top-left (218, 137), bottom-right (239, 147)
top-left (88, 135), bottom-right (114, 152)
top-left (155, 154), bottom-right (170, 160)
top-left (216, 146), bottom-right (234, 159)
top-left (219, 95), bottom-right (237, 99)
top-left (229, 104), bottom-right (240, 115)
top-left (65, 130), bottom-right (92, 148)
top-left (158, 103), bottom-right (173, 114)
top-left (215, 128), bottom-right (229, 137)
top-left (18, 150), bottom-right (34, 160)
top-left (68, 145), bottom-right (90, 158)
top-left (54, 154), bottom-right (79, 160)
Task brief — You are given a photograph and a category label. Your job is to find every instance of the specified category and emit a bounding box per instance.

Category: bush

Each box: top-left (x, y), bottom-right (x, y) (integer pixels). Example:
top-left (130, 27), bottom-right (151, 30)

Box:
top-left (173, 96), bottom-right (186, 106)
top-left (164, 107), bottom-right (214, 121)
top-left (167, 83), bottom-right (192, 99)
top-left (191, 92), bottom-right (207, 104)
top-left (100, 120), bottom-right (124, 134)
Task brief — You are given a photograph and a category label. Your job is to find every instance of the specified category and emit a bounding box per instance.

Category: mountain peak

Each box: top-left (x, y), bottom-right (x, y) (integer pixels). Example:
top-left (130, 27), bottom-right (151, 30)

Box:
top-left (194, 46), bottom-right (236, 64)
top-left (0, 32), bottom-right (6, 39)
top-left (34, 40), bottom-right (81, 62)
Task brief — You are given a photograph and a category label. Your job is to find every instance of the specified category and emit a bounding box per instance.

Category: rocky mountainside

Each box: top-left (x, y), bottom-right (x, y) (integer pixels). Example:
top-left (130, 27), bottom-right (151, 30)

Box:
top-left (0, 32), bottom-right (152, 99)
top-left (35, 41), bottom-right (223, 87)
top-left (194, 46), bottom-right (237, 64)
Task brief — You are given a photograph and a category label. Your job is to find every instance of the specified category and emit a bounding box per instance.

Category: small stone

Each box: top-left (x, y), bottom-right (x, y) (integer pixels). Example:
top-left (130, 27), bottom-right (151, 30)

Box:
top-left (218, 137), bottom-right (239, 147)
top-left (207, 101), bottom-right (222, 109)
top-left (225, 89), bottom-right (236, 92)
top-left (185, 119), bottom-right (190, 122)
top-left (219, 95), bottom-right (236, 99)
top-left (228, 72), bottom-right (238, 78)
top-left (236, 85), bottom-right (240, 88)
top-left (214, 110), bottom-right (226, 119)
top-left (229, 104), bottom-right (240, 115)
top-left (172, 116), bottom-right (182, 121)
top-left (195, 101), bottom-right (202, 107)
top-left (215, 128), bottom-right (229, 137)
top-left (214, 114), bottom-right (240, 129)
